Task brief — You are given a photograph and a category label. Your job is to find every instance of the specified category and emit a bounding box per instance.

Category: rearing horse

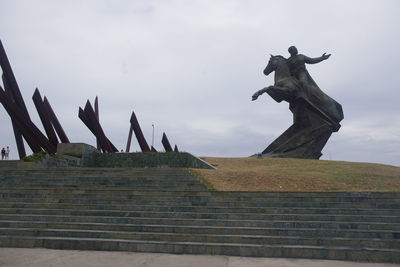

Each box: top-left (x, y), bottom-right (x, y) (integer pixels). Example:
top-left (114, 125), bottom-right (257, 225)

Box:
top-left (252, 55), bottom-right (301, 103)
top-left (251, 53), bottom-right (343, 159)
top-left (252, 55), bottom-right (339, 128)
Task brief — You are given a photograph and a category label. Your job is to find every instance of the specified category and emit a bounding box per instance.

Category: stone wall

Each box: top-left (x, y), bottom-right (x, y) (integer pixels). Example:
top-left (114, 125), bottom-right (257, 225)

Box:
top-left (87, 152), bottom-right (215, 169)
top-left (57, 143), bottom-right (99, 166)
top-left (54, 143), bottom-right (214, 169)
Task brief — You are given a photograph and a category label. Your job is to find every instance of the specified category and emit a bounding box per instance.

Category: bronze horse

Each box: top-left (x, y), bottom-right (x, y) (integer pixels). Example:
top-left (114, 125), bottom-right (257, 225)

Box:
top-left (251, 55), bottom-right (343, 159)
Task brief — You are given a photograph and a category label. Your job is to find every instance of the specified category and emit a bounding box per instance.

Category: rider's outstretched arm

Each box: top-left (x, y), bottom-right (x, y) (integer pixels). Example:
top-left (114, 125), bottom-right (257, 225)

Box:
top-left (303, 53), bottom-right (331, 64)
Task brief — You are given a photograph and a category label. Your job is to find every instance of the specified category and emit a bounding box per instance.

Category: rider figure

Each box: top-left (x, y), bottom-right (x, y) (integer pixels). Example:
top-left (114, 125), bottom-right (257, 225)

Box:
top-left (286, 46), bottom-right (343, 125)
top-left (287, 46), bottom-right (330, 88)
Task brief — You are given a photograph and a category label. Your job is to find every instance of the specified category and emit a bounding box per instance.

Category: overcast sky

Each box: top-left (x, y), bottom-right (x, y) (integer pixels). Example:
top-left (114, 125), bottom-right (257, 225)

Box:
top-left (1, 0), bottom-right (399, 166)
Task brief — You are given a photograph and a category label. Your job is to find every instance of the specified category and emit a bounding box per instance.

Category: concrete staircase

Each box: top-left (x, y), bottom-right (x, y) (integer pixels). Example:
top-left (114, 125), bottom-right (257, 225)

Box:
top-left (0, 167), bottom-right (399, 263)
top-left (0, 160), bottom-right (20, 168)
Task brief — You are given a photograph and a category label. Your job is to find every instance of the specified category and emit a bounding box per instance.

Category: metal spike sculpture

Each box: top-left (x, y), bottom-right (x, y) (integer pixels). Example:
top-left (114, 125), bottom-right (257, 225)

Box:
top-left (0, 40), bottom-right (29, 158)
top-left (125, 125), bottom-right (134, 152)
top-left (43, 97), bottom-right (69, 143)
top-left (1, 40), bottom-right (183, 157)
top-left (2, 75), bottom-right (31, 156)
top-left (32, 89), bottom-right (59, 146)
top-left (162, 132), bottom-right (173, 152)
top-left (0, 84), bottom-right (41, 154)
top-left (0, 40), bottom-right (70, 157)
top-left (0, 86), bottom-right (56, 154)
top-left (94, 96), bottom-right (101, 150)
top-left (78, 100), bottom-right (118, 153)
top-left (127, 110), bottom-right (151, 152)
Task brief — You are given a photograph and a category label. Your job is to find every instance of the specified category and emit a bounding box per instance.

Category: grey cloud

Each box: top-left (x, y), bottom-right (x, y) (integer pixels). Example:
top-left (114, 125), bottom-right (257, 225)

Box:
top-left (0, 0), bottom-right (399, 166)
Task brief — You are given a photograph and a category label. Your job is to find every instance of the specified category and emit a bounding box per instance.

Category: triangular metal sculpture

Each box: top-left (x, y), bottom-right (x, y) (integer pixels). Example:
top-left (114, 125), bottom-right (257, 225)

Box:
top-left (126, 110), bottom-right (151, 152)
top-left (162, 132), bottom-right (173, 152)
top-left (78, 100), bottom-right (118, 153)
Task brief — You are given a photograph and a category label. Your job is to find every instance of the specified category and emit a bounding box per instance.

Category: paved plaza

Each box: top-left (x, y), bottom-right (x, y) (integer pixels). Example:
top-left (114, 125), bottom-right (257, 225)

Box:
top-left (0, 248), bottom-right (396, 267)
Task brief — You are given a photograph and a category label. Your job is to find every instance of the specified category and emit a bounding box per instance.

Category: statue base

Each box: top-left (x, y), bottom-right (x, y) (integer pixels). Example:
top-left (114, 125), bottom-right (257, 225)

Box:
top-left (257, 97), bottom-right (340, 160)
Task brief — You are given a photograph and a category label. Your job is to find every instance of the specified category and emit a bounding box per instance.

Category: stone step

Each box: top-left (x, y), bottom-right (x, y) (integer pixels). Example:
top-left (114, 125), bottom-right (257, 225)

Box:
top-left (0, 179), bottom-right (203, 184)
top-left (1, 228), bottom-right (399, 249)
top-left (0, 175), bottom-right (203, 180)
top-left (1, 167), bottom-right (399, 263)
top-left (0, 161), bottom-right (19, 168)
top-left (2, 189), bottom-right (399, 203)
top-left (2, 170), bottom-right (399, 199)
top-left (210, 194), bottom-right (400, 203)
top-left (1, 196), bottom-right (398, 209)
top-left (1, 169), bottom-right (192, 173)
top-left (1, 214), bottom-right (398, 231)
top-left (0, 235), bottom-right (398, 262)
top-left (2, 220), bottom-right (399, 240)
top-left (0, 183), bottom-right (207, 190)
top-left (2, 189), bottom-right (399, 202)
top-left (215, 191), bottom-right (400, 198)
top-left (0, 177), bottom-right (199, 183)
top-left (0, 185), bottom-right (208, 191)
top-left (0, 190), bottom-right (212, 197)
top-left (0, 177), bottom-right (195, 182)
top-left (0, 169), bottom-right (194, 176)
top-left (4, 178), bottom-right (397, 198)
top-left (0, 175), bottom-right (197, 181)
top-left (0, 174), bottom-right (198, 180)
top-left (0, 208), bottom-right (397, 223)
top-left (1, 202), bottom-right (398, 216)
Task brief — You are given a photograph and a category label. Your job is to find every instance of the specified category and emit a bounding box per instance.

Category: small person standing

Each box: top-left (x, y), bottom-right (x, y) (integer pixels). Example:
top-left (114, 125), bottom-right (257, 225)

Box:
top-left (1, 147), bottom-right (5, 160)
top-left (5, 146), bottom-right (10, 160)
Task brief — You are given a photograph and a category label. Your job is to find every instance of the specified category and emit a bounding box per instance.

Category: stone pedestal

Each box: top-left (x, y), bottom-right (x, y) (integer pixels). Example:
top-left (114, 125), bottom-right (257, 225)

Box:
top-left (260, 96), bottom-right (340, 159)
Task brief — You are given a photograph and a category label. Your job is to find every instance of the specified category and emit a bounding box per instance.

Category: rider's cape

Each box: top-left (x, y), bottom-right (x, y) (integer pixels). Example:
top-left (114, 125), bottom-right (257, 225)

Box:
top-left (296, 68), bottom-right (344, 125)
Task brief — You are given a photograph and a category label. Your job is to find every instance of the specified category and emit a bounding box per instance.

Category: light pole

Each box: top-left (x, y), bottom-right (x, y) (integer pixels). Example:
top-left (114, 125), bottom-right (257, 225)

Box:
top-left (151, 124), bottom-right (154, 148)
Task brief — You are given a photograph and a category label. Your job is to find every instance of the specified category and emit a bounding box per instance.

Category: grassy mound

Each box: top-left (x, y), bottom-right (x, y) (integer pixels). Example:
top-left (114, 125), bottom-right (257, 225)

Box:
top-left (191, 157), bottom-right (400, 192)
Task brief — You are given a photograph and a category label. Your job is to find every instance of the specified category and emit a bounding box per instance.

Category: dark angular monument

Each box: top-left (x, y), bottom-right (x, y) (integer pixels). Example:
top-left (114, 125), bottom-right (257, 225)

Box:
top-left (129, 111), bottom-right (151, 152)
top-left (252, 46), bottom-right (343, 159)
top-left (0, 40), bottom-right (70, 158)
top-left (32, 89), bottom-right (59, 146)
top-left (78, 100), bottom-right (118, 153)
top-left (162, 132), bottom-right (173, 152)
top-left (1, 39), bottom-right (184, 157)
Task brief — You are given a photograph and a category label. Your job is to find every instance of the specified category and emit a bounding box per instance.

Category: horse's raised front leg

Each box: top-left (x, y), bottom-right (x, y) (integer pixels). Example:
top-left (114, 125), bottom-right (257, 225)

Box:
top-left (265, 85), bottom-right (296, 103)
top-left (252, 87), bottom-right (271, 101)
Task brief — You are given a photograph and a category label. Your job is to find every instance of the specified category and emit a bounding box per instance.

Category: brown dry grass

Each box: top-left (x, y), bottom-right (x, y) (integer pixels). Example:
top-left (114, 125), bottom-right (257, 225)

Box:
top-left (190, 157), bottom-right (400, 192)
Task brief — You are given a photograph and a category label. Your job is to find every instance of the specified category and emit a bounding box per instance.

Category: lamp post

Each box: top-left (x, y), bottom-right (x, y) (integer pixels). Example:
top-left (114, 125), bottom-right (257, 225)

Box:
top-left (151, 124), bottom-right (154, 148)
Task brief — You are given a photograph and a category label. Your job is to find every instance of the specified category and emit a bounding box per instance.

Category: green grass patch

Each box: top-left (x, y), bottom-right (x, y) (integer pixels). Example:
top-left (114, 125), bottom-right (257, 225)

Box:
top-left (192, 157), bottom-right (400, 192)
top-left (23, 151), bottom-right (48, 162)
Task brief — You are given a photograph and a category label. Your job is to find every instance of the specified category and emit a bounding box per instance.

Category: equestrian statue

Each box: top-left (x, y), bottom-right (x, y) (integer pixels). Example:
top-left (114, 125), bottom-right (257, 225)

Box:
top-left (252, 46), bottom-right (343, 159)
